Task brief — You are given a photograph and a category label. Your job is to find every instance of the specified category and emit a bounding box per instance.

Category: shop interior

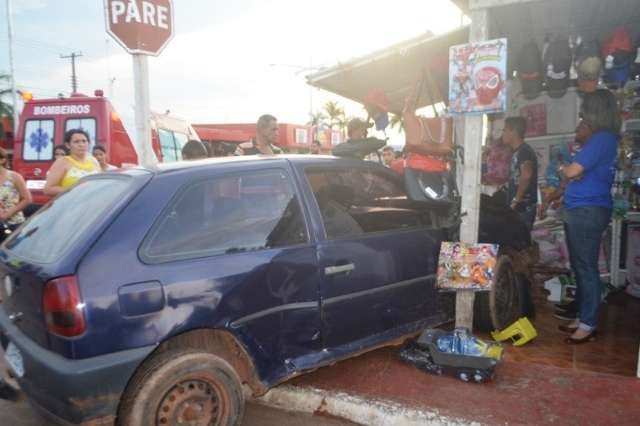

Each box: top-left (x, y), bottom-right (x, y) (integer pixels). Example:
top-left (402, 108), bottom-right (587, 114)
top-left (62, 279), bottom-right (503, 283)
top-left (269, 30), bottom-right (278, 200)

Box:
top-left (310, 0), bottom-right (640, 378)
top-left (483, 0), bottom-right (640, 378)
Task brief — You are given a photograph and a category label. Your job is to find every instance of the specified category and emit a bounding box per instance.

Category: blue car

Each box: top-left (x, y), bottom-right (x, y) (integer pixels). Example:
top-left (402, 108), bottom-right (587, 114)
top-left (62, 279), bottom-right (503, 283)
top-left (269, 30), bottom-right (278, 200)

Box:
top-left (0, 155), bottom-right (455, 425)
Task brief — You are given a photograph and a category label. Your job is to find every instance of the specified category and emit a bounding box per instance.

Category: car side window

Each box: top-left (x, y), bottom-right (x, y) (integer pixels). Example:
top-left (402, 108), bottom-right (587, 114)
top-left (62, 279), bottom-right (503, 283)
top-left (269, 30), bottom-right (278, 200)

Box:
top-left (305, 167), bottom-right (427, 239)
top-left (140, 170), bottom-right (308, 263)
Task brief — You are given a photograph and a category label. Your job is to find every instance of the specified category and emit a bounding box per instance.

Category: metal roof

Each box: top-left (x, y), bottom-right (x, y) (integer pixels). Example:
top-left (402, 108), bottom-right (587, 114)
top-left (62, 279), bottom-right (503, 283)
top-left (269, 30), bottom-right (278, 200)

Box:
top-left (307, 0), bottom-right (640, 112)
top-left (306, 26), bottom-right (470, 114)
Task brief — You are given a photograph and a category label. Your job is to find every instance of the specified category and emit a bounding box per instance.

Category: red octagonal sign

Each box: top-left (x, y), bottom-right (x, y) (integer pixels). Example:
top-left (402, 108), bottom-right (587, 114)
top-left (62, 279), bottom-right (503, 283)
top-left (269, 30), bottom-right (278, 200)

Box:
top-left (104, 0), bottom-right (174, 56)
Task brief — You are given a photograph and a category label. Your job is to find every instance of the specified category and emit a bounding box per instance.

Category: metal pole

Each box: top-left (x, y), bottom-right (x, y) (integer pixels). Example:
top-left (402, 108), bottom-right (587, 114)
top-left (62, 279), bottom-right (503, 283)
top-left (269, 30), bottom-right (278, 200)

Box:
top-left (60, 52), bottom-right (83, 94)
top-left (132, 54), bottom-right (157, 168)
top-left (6, 0), bottom-right (18, 135)
top-left (309, 57), bottom-right (314, 118)
top-left (71, 53), bottom-right (77, 93)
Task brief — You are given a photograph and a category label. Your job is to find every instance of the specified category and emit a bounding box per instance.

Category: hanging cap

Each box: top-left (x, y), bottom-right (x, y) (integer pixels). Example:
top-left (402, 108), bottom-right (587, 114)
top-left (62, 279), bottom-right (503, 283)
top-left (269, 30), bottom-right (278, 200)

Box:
top-left (517, 40), bottom-right (544, 99)
top-left (544, 39), bottom-right (571, 98)
top-left (577, 56), bottom-right (602, 81)
top-left (602, 27), bottom-right (633, 57)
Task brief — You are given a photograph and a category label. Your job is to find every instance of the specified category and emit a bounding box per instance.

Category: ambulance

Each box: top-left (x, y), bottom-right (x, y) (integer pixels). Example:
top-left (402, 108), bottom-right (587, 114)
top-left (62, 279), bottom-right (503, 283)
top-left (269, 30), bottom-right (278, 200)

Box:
top-left (12, 90), bottom-right (199, 210)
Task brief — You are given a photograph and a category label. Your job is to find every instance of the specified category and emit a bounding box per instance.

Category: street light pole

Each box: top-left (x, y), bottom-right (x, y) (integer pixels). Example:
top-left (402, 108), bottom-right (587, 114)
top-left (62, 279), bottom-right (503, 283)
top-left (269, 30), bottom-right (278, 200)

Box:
top-left (5, 0), bottom-right (18, 134)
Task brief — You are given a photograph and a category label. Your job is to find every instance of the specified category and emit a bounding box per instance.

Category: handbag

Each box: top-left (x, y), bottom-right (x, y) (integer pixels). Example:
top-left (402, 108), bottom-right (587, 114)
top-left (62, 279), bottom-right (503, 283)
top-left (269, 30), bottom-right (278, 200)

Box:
top-left (403, 111), bottom-right (453, 172)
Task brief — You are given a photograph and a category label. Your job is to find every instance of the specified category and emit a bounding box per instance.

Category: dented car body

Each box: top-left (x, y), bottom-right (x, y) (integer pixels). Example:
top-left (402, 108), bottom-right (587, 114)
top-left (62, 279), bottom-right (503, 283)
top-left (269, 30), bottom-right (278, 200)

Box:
top-left (0, 155), bottom-right (453, 424)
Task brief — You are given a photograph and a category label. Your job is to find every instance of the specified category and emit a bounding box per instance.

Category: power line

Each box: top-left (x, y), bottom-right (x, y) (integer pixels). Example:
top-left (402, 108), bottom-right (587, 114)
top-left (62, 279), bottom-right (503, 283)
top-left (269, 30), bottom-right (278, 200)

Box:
top-left (0, 36), bottom-right (74, 53)
top-left (60, 52), bottom-right (83, 94)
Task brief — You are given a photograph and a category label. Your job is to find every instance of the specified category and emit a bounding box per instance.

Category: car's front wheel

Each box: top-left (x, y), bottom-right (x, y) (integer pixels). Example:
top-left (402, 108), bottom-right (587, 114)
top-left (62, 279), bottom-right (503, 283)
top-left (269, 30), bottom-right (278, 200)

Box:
top-left (118, 349), bottom-right (244, 426)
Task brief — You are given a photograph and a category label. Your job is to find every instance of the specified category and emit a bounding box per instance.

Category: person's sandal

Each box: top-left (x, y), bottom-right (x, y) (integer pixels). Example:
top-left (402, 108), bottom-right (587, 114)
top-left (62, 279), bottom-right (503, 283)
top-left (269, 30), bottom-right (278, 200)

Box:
top-left (558, 324), bottom-right (578, 333)
top-left (565, 330), bottom-right (597, 344)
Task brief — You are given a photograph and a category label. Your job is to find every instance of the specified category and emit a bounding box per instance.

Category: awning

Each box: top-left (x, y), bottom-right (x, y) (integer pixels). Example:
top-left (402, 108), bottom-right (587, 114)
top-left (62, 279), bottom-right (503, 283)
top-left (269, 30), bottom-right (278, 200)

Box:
top-left (192, 125), bottom-right (253, 143)
top-left (306, 26), bottom-right (470, 114)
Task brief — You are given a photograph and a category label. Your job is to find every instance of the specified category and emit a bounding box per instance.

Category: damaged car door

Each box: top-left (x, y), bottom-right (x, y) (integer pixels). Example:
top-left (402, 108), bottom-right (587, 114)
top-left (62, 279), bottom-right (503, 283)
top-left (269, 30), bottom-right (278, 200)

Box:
top-left (304, 164), bottom-right (444, 351)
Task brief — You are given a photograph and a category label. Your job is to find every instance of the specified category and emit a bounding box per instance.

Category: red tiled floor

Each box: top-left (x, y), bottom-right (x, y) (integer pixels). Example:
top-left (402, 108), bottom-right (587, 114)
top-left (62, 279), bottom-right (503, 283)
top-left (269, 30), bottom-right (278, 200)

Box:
top-left (290, 282), bottom-right (640, 425)
top-left (292, 346), bottom-right (640, 425)
top-left (500, 283), bottom-right (640, 377)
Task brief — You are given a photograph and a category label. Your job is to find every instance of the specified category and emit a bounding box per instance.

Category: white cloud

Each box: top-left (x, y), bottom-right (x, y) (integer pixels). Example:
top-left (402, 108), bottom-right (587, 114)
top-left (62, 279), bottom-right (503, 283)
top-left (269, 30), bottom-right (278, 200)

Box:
top-left (7, 0), bottom-right (464, 149)
top-left (12, 0), bottom-right (48, 14)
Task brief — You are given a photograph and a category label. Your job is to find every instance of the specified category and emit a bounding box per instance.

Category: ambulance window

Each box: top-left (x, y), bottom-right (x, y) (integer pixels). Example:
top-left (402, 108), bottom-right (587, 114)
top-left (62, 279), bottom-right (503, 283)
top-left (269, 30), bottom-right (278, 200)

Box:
top-left (23, 119), bottom-right (55, 161)
top-left (65, 118), bottom-right (97, 149)
top-left (174, 132), bottom-right (189, 159)
top-left (158, 129), bottom-right (179, 162)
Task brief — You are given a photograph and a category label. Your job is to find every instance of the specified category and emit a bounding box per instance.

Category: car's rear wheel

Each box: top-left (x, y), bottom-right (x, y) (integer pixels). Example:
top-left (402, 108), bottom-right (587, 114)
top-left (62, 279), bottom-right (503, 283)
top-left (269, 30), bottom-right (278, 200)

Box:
top-left (117, 349), bottom-right (244, 426)
top-left (474, 255), bottom-right (529, 332)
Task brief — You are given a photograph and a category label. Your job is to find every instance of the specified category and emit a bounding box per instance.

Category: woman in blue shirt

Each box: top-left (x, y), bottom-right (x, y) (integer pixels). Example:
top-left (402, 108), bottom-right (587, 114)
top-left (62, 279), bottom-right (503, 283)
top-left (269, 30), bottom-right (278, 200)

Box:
top-left (558, 89), bottom-right (619, 344)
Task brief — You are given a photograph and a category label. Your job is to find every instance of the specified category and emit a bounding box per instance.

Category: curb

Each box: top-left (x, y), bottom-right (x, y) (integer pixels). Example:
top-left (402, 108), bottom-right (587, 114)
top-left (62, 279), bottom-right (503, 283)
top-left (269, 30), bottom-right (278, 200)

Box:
top-left (253, 384), bottom-right (480, 426)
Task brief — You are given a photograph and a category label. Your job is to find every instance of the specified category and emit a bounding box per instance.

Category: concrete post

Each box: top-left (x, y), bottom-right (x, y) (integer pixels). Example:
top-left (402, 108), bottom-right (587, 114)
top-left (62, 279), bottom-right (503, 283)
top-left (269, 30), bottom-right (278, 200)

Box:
top-left (455, 8), bottom-right (489, 330)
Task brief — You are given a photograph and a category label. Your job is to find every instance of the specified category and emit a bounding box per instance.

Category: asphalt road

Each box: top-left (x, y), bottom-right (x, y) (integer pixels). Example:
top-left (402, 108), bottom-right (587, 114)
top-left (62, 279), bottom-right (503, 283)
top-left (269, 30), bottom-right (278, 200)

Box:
top-left (0, 395), bottom-right (348, 426)
top-left (0, 353), bottom-right (348, 426)
top-left (0, 398), bottom-right (352, 426)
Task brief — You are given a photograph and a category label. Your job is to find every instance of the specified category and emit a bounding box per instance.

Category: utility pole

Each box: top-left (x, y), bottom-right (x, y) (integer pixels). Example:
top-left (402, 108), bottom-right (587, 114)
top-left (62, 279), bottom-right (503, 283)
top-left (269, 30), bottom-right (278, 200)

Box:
top-left (60, 52), bottom-right (83, 94)
top-left (6, 0), bottom-right (18, 134)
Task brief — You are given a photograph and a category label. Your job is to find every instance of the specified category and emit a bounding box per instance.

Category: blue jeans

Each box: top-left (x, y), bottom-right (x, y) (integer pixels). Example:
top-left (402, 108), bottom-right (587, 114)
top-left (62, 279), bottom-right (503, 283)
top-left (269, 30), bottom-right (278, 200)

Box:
top-left (563, 206), bottom-right (611, 330)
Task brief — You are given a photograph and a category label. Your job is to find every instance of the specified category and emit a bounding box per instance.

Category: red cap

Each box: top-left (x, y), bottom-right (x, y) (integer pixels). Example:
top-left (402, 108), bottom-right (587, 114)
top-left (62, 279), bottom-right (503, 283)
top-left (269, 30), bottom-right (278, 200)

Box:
top-left (602, 27), bottom-right (633, 56)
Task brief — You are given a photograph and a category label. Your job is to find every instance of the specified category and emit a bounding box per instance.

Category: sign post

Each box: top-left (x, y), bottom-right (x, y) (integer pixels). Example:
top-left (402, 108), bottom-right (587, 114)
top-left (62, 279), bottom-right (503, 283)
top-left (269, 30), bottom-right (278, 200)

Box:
top-left (453, 8), bottom-right (490, 330)
top-left (104, 0), bottom-right (174, 168)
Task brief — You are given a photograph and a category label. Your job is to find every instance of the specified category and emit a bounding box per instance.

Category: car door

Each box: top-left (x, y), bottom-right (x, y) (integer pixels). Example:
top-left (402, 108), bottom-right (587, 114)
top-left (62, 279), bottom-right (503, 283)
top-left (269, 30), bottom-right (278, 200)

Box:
top-left (135, 166), bottom-right (322, 365)
top-left (304, 164), bottom-right (444, 349)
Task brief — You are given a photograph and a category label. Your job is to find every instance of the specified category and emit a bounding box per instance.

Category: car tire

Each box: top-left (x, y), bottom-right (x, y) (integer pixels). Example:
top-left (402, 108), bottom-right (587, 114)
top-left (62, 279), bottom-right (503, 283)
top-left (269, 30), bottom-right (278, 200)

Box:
top-left (117, 349), bottom-right (244, 426)
top-left (474, 255), bottom-right (527, 332)
top-left (516, 272), bottom-right (536, 321)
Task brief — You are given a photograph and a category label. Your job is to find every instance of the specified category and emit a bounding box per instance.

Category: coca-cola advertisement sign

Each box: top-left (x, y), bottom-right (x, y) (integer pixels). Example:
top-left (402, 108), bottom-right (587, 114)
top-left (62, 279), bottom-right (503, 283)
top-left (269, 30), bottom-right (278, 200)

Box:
top-left (449, 38), bottom-right (507, 114)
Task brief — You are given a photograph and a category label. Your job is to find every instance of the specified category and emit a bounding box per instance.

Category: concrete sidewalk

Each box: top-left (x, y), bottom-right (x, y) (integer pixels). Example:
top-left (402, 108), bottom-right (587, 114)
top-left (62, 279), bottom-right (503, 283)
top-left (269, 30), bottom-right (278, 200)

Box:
top-left (255, 346), bottom-right (640, 425)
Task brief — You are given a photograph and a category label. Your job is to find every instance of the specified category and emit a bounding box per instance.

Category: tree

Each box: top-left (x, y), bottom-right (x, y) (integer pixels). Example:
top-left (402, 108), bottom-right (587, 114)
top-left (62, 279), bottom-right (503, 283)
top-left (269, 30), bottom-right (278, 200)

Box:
top-left (0, 74), bottom-right (14, 138)
top-left (335, 114), bottom-right (352, 137)
top-left (323, 101), bottom-right (344, 130)
top-left (307, 110), bottom-right (327, 128)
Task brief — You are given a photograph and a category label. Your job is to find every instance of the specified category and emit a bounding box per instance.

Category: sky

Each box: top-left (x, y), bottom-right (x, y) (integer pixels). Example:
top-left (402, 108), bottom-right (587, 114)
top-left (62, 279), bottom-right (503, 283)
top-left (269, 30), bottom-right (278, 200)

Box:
top-left (1, 0), bottom-right (465, 147)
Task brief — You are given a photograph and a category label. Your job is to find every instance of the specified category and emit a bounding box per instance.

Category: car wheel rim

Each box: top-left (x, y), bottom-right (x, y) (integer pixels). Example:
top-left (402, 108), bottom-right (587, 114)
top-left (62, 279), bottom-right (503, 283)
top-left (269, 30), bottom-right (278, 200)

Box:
top-left (157, 379), bottom-right (223, 426)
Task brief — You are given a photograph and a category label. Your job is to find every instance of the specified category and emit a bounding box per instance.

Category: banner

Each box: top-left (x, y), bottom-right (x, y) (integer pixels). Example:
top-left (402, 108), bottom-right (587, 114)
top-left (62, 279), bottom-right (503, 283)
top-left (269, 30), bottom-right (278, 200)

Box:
top-left (437, 242), bottom-right (499, 290)
top-left (449, 38), bottom-right (507, 114)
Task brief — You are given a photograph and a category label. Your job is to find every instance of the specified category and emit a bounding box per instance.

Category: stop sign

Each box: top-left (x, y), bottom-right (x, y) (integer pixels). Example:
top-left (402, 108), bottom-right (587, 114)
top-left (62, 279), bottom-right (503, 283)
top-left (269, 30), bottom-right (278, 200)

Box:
top-left (104, 0), bottom-right (174, 56)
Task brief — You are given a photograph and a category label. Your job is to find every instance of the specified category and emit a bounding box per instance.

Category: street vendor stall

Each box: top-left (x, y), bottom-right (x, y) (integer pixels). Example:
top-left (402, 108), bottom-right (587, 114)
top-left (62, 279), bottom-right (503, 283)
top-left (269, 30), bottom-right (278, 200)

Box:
top-left (308, 0), bottom-right (640, 378)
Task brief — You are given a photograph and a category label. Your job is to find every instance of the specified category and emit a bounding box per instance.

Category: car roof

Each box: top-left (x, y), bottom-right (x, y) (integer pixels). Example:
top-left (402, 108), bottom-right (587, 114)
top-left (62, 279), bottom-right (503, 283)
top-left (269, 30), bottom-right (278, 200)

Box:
top-left (147, 154), bottom-right (378, 174)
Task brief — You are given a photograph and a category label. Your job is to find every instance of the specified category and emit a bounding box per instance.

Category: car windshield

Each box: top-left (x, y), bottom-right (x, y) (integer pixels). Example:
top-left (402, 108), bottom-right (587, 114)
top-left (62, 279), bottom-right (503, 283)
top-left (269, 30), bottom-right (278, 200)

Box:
top-left (3, 177), bottom-right (131, 264)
